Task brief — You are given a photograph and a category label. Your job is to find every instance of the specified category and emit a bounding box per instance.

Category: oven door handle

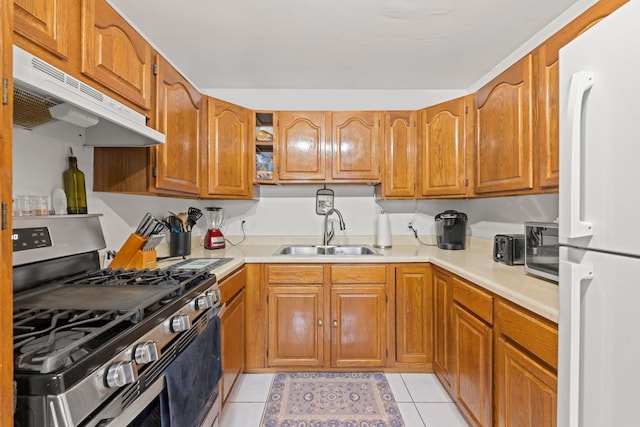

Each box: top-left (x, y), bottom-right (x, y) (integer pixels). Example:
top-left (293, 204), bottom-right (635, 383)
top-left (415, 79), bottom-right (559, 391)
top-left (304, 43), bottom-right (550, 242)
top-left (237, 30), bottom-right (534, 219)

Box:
top-left (101, 375), bottom-right (165, 427)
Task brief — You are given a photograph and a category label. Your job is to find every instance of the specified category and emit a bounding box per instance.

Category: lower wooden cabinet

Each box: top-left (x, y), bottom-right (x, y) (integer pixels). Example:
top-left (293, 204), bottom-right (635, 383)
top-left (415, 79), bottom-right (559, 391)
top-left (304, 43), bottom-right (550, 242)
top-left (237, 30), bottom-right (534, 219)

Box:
top-left (219, 268), bottom-right (246, 405)
top-left (330, 286), bottom-right (387, 367)
top-left (395, 265), bottom-right (432, 366)
top-left (267, 285), bottom-right (324, 367)
top-left (452, 276), bottom-right (493, 427)
top-left (432, 267), bottom-right (453, 391)
top-left (264, 264), bottom-right (389, 369)
top-left (494, 300), bottom-right (558, 427)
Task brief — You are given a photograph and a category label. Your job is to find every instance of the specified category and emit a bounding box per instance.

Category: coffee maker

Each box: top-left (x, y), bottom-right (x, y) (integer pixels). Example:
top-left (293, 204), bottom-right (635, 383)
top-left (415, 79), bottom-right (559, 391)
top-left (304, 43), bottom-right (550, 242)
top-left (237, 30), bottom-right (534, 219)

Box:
top-left (435, 210), bottom-right (468, 250)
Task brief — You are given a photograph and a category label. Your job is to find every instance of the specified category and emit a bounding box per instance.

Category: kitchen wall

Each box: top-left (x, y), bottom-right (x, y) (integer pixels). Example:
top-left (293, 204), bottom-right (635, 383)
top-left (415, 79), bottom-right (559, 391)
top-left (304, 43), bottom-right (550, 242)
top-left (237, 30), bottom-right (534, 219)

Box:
top-left (13, 124), bottom-right (558, 252)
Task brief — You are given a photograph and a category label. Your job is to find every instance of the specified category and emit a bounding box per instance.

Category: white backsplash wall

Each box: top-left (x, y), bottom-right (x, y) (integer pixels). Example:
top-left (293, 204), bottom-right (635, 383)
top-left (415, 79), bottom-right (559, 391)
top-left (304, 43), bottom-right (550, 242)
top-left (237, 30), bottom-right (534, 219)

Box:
top-left (13, 126), bottom-right (558, 251)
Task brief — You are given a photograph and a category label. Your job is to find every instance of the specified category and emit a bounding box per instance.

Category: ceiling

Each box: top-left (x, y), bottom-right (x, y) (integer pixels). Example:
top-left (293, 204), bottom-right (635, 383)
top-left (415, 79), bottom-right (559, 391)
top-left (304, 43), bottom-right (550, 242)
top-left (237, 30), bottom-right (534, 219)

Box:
top-left (109, 0), bottom-right (577, 91)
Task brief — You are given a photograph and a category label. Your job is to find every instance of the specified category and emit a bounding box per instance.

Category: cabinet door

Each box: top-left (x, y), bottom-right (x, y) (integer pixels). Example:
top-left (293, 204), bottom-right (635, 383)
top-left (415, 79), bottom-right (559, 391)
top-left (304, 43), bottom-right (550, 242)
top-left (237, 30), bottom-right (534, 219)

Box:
top-left (14, 0), bottom-right (73, 63)
top-left (475, 55), bottom-right (534, 194)
top-left (153, 55), bottom-right (202, 195)
top-left (453, 304), bottom-right (493, 427)
top-left (495, 300), bottom-right (558, 427)
top-left (81, 0), bottom-right (151, 111)
top-left (1, 2), bottom-right (13, 424)
top-left (331, 111), bottom-right (382, 181)
top-left (495, 338), bottom-right (557, 427)
top-left (268, 286), bottom-right (324, 367)
top-left (330, 286), bottom-right (386, 367)
top-left (433, 268), bottom-right (453, 392)
top-left (420, 97), bottom-right (469, 197)
top-left (536, 0), bottom-right (628, 188)
top-left (380, 111), bottom-right (416, 198)
top-left (395, 265), bottom-right (432, 365)
top-left (220, 289), bottom-right (245, 404)
top-left (205, 98), bottom-right (250, 198)
top-left (277, 111), bottom-right (327, 181)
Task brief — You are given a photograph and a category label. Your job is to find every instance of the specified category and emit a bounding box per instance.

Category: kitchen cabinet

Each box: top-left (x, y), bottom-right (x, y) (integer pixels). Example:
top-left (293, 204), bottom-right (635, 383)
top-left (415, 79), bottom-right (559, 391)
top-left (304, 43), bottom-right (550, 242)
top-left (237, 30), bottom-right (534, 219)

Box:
top-left (81, 0), bottom-right (152, 112)
top-left (395, 264), bottom-right (432, 367)
top-left (494, 300), bottom-right (558, 427)
top-left (262, 264), bottom-right (388, 368)
top-left (1, 1), bottom-right (13, 423)
top-left (266, 265), bottom-right (325, 367)
top-left (153, 54), bottom-right (202, 195)
top-left (219, 268), bottom-right (246, 405)
top-left (331, 111), bottom-right (382, 182)
top-left (536, 0), bottom-right (628, 189)
top-left (13, 0), bottom-right (77, 69)
top-left (204, 97), bottom-right (252, 198)
top-left (277, 111), bottom-right (328, 181)
top-left (376, 111), bottom-right (416, 198)
top-left (329, 265), bottom-right (388, 367)
top-left (432, 266), bottom-right (454, 393)
top-left (452, 276), bottom-right (493, 427)
top-left (420, 96), bottom-right (472, 198)
top-left (474, 55), bottom-right (534, 195)
top-left (253, 111), bottom-right (276, 183)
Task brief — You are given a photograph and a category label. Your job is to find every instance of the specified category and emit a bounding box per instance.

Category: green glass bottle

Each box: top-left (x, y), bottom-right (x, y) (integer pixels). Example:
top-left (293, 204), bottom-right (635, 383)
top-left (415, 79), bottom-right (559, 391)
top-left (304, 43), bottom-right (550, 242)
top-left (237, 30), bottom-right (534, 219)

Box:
top-left (63, 147), bottom-right (88, 214)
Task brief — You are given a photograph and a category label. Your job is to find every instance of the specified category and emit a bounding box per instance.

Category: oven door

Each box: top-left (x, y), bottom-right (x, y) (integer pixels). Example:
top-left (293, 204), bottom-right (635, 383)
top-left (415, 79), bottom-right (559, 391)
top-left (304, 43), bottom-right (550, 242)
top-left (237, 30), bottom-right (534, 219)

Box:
top-left (86, 305), bottom-right (225, 427)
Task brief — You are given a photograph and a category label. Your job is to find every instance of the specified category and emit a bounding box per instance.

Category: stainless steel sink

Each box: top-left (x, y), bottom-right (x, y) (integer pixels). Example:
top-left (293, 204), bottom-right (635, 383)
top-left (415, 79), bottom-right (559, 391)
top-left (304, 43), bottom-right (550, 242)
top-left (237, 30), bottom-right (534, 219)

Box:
top-left (274, 245), bottom-right (381, 256)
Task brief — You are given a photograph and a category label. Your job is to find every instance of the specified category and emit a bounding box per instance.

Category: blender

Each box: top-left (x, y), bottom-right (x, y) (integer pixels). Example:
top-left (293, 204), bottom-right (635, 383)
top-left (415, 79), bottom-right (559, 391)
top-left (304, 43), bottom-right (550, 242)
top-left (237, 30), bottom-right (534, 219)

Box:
top-left (204, 207), bottom-right (227, 249)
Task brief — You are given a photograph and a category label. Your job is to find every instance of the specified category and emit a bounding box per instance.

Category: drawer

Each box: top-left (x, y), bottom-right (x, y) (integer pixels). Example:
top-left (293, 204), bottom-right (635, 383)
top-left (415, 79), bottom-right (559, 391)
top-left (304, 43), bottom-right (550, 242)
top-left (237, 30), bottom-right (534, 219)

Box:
top-left (452, 276), bottom-right (494, 324)
top-left (219, 267), bottom-right (245, 303)
top-left (496, 300), bottom-right (558, 369)
top-left (330, 264), bottom-right (386, 284)
top-left (267, 264), bottom-right (324, 284)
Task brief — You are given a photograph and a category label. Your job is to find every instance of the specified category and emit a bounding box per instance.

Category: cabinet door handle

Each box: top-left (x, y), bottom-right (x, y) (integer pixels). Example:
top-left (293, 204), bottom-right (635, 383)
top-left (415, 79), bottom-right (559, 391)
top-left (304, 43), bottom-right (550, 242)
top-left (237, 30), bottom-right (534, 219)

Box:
top-left (332, 320), bottom-right (338, 328)
top-left (318, 319), bottom-right (323, 326)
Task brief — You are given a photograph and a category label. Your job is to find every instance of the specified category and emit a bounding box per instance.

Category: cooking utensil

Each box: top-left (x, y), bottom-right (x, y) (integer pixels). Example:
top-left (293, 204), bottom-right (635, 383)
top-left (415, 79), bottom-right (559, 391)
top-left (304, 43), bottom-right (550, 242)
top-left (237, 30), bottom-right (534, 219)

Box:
top-left (178, 212), bottom-right (188, 232)
top-left (167, 215), bottom-right (183, 233)
top-left (188, 207), bottom-right (202, 221)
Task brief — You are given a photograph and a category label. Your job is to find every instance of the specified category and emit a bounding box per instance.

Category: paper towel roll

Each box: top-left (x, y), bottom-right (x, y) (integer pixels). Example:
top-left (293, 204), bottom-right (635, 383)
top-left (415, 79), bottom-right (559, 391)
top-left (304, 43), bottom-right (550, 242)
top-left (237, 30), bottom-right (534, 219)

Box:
top-left (375, 213), bottom-right (392, 248)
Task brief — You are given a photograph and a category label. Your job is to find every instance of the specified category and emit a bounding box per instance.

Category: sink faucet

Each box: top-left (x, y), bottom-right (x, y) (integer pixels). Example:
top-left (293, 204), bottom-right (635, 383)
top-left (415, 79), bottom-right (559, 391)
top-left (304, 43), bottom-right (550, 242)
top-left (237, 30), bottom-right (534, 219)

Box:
top-left (323, 208), bottom-right (346, 246)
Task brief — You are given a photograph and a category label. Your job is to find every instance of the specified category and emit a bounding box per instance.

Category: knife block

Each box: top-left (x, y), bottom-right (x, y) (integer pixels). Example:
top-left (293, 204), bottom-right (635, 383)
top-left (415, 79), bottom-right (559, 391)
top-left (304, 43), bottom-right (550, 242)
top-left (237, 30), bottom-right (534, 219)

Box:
top-left (110, 234), bottom-right (156, 270)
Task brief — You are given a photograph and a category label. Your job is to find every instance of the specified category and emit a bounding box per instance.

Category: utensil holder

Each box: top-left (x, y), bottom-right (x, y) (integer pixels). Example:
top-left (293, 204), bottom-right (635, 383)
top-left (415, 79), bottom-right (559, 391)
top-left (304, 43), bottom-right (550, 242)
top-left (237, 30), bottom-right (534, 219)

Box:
top-left (169, 232), bottom-right (191, 257)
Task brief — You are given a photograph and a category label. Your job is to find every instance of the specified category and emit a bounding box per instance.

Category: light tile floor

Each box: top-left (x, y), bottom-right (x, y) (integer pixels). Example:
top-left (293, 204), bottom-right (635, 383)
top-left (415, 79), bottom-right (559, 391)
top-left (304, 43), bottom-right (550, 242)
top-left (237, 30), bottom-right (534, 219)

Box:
top-left (220, 373), bottom-right (469, 427)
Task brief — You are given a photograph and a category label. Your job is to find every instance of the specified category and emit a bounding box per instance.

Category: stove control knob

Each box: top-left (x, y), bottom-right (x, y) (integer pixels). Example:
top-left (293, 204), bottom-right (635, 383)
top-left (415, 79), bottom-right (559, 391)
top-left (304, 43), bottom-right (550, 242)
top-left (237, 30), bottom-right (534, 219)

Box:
top-left (170, 314), bottom-right (191, 333)
top-left (134, 341), bottom-right (159, 365)
top-left (195, 294), bottom-right (213, 310)
top-left (105, 361), bottom-right (136, 388)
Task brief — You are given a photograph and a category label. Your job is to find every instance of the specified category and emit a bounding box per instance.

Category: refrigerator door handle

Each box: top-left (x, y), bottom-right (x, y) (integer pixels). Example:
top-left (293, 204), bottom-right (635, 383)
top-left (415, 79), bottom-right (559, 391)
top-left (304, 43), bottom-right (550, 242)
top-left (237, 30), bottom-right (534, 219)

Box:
top-left (561, 260), bottom-right (594, 427)
top-left (561, 71), bottom-right (594, 240)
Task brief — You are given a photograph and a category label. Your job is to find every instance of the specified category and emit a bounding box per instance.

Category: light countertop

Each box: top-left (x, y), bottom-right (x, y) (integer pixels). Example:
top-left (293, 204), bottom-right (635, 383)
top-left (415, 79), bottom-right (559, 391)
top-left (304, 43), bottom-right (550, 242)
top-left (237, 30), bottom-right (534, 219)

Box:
top-left (155, 235), bottom-right (558, 323)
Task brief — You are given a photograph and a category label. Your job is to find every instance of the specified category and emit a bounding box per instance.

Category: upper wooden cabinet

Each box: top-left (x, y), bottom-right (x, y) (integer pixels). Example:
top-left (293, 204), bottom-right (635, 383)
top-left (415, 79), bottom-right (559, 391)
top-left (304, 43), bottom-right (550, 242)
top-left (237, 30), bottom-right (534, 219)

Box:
top-left (420, 96), bottom-right (471, 198)
top-left (1, 1), bottom-right (14, 424)
top-left (331, 111), bottom-right (382, 182)
top-left (204, 98), bottom-right (251, 198)
top-left (277, 111), bottom-right (327, 181)
top-left (376, 111), bottom-right (416, 199)
top-left (474, 54), bottom-right (534, 195)
top-left (153, 54), bottom-right (202, 195)
top-left (81, 0), bottom-right (152, 112)
top-left (13, 0), bottom-right (76, 66)
top-left (536, 0), bottom-right (628, 188)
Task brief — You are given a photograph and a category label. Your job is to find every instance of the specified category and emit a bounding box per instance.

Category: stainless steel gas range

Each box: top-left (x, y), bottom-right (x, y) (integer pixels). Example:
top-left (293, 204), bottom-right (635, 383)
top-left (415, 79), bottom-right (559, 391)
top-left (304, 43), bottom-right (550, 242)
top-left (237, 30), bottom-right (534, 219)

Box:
top-left (12, 215), bottom-right (225, 427)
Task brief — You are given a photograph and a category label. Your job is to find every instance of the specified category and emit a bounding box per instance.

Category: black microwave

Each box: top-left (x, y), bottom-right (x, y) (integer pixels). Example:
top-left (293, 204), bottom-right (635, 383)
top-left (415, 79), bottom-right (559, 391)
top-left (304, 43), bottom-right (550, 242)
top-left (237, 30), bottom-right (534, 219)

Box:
top-left (524, 222), bottom-right (559, 283)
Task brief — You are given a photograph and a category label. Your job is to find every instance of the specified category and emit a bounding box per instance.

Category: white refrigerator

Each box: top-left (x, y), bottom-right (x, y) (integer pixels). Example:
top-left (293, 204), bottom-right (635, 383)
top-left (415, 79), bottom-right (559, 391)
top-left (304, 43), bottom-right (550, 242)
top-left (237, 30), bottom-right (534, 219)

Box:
top-left (558, 1), bottom-right (640, 426)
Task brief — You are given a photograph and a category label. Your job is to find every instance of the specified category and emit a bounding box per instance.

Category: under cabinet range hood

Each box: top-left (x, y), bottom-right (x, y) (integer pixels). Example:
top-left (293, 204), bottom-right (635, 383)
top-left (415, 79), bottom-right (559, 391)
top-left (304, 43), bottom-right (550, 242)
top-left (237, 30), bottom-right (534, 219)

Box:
top-left (12, 45), bottom-right (165, 147)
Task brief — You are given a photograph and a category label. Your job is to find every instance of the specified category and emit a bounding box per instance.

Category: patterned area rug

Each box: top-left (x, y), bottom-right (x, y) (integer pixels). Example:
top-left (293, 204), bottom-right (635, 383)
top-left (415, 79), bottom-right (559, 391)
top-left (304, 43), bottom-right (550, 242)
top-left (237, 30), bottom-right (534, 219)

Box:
top-left (261, 372), bottom-right (405, 427)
